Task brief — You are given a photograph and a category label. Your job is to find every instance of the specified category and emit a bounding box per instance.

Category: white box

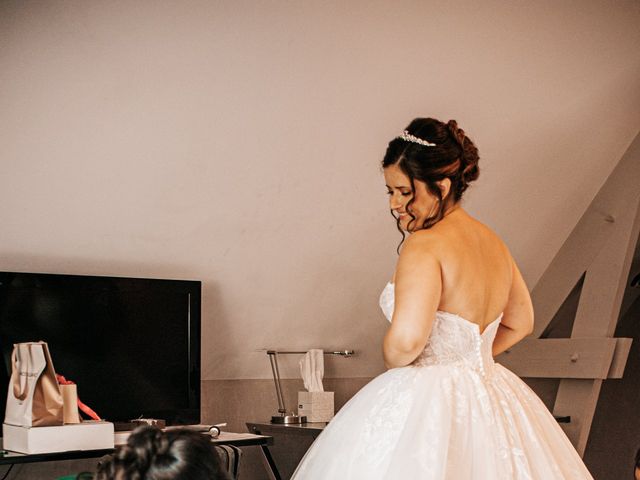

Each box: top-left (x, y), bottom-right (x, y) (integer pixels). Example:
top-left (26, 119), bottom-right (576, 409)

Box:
top-left (3, 421), bottom-right (114, 454)
top-left (298, 391), bottom-right (334, 423)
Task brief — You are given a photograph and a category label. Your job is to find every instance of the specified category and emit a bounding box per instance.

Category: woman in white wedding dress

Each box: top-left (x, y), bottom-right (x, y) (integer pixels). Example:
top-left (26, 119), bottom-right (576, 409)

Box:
top-left (291, 118), bottom-right (594, 479)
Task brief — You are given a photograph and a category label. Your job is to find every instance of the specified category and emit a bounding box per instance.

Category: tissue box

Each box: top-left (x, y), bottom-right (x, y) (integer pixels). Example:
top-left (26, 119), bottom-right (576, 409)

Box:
top-left (3, 421), bottom-right (114, 454)
top-left (298, 391), bottom-right (334, 423)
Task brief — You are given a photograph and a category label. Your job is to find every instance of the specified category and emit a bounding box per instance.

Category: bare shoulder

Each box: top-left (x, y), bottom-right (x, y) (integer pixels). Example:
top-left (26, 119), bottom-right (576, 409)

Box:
top-left (398, 211), bottom-right (514, 275)
top-left (478, 220), bottom-right (511, 254)
top-left (460, 212), bottom-right (512, 257)
top-left (394, 230), bottom-right (442, 289)
top-left (400, 229), bottom-right (445, 258)
top-left (395, 230), bottom-right (444, 277)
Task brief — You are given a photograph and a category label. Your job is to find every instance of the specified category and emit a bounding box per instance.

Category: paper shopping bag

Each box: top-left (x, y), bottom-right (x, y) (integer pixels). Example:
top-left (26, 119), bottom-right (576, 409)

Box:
top-left (4, 342), bottom-right (64, 427)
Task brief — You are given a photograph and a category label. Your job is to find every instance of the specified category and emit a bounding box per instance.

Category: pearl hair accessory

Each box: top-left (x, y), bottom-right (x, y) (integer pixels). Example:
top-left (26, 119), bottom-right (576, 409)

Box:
top-left (398, 130), bottom-right (436, 147)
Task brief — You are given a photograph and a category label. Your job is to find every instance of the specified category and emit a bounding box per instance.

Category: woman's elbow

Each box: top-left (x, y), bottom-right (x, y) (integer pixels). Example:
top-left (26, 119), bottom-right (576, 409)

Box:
top-left (524, 312), bottom-right (535, 336)
top-left (506, 310), bottom-right (534, 338)
top-left (383, 332), bottom-right (423, 369)
top-left (383, 350), bottom-right (413, 369)
top-left (525, 323), bottom-right (534, 337)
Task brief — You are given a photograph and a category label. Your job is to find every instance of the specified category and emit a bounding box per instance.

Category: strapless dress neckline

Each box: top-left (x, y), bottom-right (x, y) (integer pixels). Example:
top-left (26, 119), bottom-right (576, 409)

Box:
top-left (383, 281), bottom-right (503, 336)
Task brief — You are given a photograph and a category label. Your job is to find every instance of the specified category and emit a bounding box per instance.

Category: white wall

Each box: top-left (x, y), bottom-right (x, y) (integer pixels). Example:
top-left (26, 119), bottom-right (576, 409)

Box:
top-left (1, 0), bottom-right (639, 380)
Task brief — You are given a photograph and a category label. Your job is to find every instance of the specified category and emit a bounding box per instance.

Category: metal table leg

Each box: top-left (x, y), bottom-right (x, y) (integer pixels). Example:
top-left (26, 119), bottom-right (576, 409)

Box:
top-left (258, 444), bottom-right (282, 480)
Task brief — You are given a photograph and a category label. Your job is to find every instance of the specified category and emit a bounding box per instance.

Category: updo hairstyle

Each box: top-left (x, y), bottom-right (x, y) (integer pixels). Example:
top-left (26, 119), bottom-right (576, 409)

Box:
top-left (382, 117), bottom-right (480, 233)
top-left (95, 425), bottom-right (229, 480)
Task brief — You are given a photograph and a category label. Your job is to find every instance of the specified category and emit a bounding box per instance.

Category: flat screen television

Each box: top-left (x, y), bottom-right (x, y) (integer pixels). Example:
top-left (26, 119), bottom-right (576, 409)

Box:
top-left (0, 271), bottom-right (201, 427)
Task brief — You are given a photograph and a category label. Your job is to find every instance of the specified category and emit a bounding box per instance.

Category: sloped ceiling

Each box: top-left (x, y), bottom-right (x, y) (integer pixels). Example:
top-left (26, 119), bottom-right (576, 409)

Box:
top-left (0, 0), bottom-right (639, 379)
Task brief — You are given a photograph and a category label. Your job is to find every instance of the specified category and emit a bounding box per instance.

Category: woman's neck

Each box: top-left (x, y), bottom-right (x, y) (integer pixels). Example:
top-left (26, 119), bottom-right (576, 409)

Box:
top-left (407, 203), bottom-right (464, 234)
top-left (444, 202), bottom-right (462, 217)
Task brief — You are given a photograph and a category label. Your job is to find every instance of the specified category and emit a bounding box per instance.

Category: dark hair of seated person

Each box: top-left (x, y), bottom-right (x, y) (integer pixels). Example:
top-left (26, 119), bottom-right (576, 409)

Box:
top-left (95, 425), bottom-right (231, 480)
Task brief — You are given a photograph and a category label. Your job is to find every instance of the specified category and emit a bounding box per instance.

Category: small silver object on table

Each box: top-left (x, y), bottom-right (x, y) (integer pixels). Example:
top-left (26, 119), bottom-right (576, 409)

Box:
top-left (131, 418), bottom-right (166, 429)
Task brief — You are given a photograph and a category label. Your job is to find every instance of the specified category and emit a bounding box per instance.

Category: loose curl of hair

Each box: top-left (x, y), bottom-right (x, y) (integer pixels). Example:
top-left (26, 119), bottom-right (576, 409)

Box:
top-left (382, 117), bottom-right (480, 250)
top-left (95, 425), bottom-right (229, 480)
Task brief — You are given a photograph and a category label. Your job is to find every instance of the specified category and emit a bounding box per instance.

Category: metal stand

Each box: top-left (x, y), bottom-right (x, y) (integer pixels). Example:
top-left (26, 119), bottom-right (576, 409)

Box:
top-left (268, 351), bottom-right (307, 424)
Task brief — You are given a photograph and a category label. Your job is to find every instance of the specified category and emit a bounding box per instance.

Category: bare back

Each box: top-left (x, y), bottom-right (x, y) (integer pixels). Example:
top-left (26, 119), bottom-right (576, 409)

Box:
top-left (395, 208), bottom-right (513, 333)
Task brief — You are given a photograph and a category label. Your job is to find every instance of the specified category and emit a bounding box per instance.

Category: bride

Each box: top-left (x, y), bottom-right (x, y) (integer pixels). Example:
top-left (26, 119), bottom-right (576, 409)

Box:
top-left (291, 118), bottom-right (594, 479)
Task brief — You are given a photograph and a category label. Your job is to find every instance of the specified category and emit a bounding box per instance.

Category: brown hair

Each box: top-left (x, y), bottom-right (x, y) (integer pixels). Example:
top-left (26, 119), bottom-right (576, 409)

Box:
top-left (382, 117), bottom-right (480, 243)
top-left (95, 426), bottom-right (229, 480)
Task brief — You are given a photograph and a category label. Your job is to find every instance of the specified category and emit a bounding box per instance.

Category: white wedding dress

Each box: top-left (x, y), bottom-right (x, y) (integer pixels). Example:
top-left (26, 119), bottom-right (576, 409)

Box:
top-left (291, 282), bottom-right (594, 479)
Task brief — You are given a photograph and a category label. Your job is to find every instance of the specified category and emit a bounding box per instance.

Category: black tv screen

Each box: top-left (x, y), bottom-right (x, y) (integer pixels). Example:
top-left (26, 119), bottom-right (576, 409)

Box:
top-left (0, 272), bottom-right (201, 426)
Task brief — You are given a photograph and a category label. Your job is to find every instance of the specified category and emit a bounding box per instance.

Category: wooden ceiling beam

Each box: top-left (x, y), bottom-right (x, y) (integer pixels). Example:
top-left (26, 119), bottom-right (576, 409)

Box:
top-left (498, 337), bottom-right (630, 379)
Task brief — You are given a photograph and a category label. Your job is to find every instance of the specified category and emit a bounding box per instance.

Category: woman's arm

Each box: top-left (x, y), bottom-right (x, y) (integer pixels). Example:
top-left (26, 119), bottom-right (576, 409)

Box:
top-left (492, 257), bottom-right (534, 356)
top-left (383, 233), bottom-right (442, 369)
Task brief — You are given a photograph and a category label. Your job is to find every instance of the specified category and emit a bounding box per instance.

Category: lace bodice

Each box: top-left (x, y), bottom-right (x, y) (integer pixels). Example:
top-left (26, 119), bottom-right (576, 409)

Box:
top-left (379, 282), bottom-right (501, 376)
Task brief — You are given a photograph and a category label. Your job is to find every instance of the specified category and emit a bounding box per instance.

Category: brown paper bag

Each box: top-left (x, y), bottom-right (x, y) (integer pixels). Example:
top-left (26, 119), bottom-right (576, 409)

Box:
top-left (4, 342), bottom-right (64, 427)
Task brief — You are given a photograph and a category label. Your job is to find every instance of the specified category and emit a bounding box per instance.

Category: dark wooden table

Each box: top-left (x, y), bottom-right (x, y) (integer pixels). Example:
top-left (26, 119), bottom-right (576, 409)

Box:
top-left (246, 422), bottom-right (328, 480)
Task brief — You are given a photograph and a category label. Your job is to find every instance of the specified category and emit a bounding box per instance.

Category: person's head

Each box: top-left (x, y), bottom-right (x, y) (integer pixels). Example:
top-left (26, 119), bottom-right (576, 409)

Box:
top-left (382, 117), bottom-right (480, 235)
top-left (96, 425), bottom-right (230, 480)
top-left (635, 446), bottom-right (640, 480)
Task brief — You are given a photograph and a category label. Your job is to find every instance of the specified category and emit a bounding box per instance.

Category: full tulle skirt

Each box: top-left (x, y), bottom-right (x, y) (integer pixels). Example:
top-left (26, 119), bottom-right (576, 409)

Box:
top-left (291, 363), bottom-right (593, 479)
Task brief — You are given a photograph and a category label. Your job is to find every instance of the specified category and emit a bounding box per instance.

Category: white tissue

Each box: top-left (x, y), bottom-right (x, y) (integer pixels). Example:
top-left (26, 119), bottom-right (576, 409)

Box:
top-left (299, 349), bottom-right (324, 392)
